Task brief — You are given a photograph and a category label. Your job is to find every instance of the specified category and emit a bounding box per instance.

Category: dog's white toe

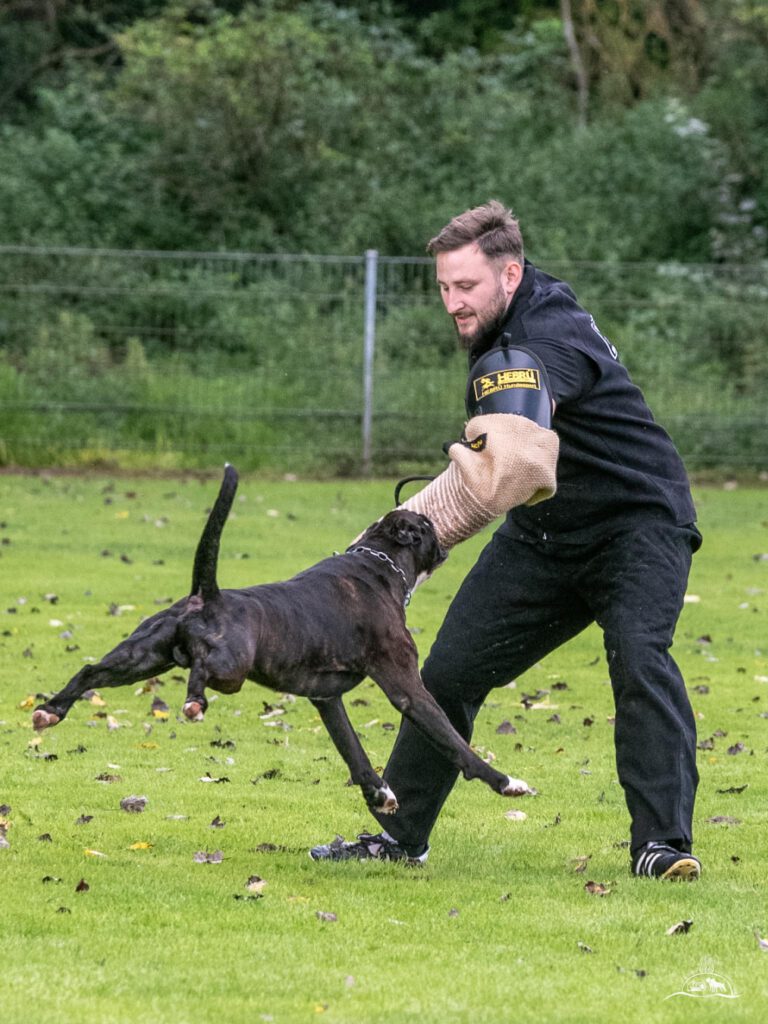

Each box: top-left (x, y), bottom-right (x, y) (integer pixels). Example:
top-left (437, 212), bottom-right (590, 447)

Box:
top-left (182, 701), bottom-right (205, 722)
top-left (377, 783), bottom-right (399, 814)
top-left (32, 709), bottom-right (60, 731)
top-left (502, 776), bottom-right (536, 797)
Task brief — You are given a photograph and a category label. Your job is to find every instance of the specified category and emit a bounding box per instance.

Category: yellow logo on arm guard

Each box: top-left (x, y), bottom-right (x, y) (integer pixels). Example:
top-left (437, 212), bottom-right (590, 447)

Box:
top-left (459, 432), bottom-right (487, 452)
top-left (473, 368), bottom-right (541, 402)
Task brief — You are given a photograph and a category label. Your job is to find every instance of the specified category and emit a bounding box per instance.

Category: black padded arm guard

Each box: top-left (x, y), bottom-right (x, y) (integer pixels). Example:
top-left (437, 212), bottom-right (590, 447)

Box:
top-left (466, 339), bottom-right (553, 426)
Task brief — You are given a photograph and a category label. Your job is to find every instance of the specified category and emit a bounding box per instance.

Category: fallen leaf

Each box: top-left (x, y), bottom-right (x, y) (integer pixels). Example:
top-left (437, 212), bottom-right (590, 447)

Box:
top-left (136, 678), bottom-right (163, 695)
top-left (577, 942), bottom-right (594, 953)
top-left (716, 784), bottom-right (748, 794)
top-left (151, 696), bottom-right (170, 718)
top-left (37, 833), bottom-right (53, 842)
top-left (448, 908), bottom-right (459, 918)
top-left (128, 842), bottom-right (153, 850)
top-left (75, 879), bottom-right (90, 893)
top-left (316, 911), bottom-right (337, 922)
top-left (246, 875), bottom-right (266, 894)
top-left (120, 796), bottom-right (148, 814)
top-left (84, 848), bottom-right (107, 858)
top-left (504, 809), bottom-right (527, 821)
top-left (584, 881), bottom-right (612, 896)
top-left (199, 774), bottom-right (230, 784)
top-left (193, 850), bottom-right (224, 864)
top-left (495, 720), bottom-right (517, 735)
top-left (706, 815), bottom-right (742, 826)
top-left (571, 856), bottom-right (591, 874)
top-left (259, 707), bottom-right (285, 720)
top-left (95, 773), bottom-right (121, 784)
top-left (42, 875), bottom-right (61, 884)
top-left (666, 919), bottom-right (693, 935)
top-left (754, 931), bottom-right (768, 952)
top-left (74, 814), bottom-right (93, 826)
top-left (210, 816), bottom-right (226, 829)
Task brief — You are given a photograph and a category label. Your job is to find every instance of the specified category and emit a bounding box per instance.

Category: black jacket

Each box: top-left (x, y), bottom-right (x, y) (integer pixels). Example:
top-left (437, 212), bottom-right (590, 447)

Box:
top-left (469, 261), bottom-right (698, 544)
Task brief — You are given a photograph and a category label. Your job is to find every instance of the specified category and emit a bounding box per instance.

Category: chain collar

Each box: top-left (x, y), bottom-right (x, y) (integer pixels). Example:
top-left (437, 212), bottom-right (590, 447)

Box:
top-left (348, 545), bottom-right (411, 606)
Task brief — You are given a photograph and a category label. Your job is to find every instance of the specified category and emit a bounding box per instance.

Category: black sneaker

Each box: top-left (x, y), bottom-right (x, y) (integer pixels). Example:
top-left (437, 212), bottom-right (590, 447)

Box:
top-left (632, 841), bottom-right (701, 880)
top-left (309, 832), bottom-right (429, 865)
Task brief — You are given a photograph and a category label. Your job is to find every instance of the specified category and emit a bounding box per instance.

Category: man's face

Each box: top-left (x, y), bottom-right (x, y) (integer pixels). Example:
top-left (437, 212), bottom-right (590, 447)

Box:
top-left (435, 243), bottom-right (522, 350)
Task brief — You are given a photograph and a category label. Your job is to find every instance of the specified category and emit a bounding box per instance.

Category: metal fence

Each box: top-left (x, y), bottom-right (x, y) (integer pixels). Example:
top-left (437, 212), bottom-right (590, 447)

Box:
top-left (0, 244), bottom-right (766, 474)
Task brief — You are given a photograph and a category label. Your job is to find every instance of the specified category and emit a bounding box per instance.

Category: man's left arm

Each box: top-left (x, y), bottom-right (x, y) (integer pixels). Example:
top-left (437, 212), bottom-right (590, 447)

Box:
top-left (401, 344), bottom-right (561, 548)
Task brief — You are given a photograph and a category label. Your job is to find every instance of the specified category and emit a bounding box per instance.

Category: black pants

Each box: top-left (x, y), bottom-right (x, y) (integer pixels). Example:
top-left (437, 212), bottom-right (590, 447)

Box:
top-left (373, 518), bottom-right (701, 855)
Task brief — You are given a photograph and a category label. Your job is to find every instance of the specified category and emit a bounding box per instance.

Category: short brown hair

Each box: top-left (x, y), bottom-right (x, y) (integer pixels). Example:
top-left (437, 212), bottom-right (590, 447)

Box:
top-left (427, 200), bottom-right (524, 262)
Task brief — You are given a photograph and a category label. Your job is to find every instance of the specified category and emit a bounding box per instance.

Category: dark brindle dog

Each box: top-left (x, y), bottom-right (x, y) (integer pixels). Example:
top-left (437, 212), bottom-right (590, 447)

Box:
top-left (33, 465), bottom-right (533, 813)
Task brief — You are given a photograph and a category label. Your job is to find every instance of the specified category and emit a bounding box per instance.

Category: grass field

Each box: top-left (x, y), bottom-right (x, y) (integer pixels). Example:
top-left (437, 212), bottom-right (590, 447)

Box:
top-left (1, 471), bottom-right (767, 1023)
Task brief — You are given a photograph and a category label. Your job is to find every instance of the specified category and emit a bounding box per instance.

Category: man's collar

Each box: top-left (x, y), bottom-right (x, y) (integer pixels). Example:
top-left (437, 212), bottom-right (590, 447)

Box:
top-left (503, 258), bottom-right (535, 322)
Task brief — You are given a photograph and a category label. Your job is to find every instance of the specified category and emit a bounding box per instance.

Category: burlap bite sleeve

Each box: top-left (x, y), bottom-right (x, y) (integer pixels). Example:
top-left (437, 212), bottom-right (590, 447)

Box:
top-left (401, 413), bottom-right (559, 549)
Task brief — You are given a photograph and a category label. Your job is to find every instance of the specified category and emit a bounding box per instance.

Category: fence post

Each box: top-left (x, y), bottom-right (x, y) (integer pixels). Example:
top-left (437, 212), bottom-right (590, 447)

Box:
top-left (362, 249), bottom-right (378, 475)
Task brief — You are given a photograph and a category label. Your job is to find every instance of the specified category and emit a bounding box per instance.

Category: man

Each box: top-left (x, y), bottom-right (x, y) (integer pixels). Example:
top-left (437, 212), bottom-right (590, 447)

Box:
top-left (311, 200), bottom-right (702, 880)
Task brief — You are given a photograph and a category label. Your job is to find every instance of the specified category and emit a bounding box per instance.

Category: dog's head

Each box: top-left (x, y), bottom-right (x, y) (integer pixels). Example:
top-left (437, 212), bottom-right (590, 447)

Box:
top-left (357, 509), bottom-right (447, 583)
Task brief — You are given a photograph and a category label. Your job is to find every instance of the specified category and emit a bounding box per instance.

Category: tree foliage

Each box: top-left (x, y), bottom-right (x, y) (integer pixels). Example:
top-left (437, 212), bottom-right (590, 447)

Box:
top-left (0, 0), bottom-right (764, 261)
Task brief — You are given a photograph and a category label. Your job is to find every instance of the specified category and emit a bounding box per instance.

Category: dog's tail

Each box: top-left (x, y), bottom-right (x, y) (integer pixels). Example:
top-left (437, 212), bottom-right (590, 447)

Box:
top-left (190, 463), bottom-right (239, 601)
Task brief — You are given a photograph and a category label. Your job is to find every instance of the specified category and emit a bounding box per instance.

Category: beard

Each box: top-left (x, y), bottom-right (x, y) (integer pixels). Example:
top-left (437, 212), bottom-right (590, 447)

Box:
top-left (452, 285), bottom-right (510, 352)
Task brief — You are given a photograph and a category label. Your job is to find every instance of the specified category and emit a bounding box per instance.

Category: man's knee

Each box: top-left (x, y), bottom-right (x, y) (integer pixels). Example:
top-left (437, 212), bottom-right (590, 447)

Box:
top-left (420, 650), bottom-right (480, 740)
top-left (604, 630), bottom-right (681, 695)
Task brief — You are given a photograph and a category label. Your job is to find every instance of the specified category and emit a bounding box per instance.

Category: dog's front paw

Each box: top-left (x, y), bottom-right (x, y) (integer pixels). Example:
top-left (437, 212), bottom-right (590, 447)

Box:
top-left (373, 783), bottom-right (399, 815)
top-left (32, 708), bottom-right (60, 731)
top-left (182, 701), bottom-right (205, 722)
top-left (502, 776), bottom-right (537, 797)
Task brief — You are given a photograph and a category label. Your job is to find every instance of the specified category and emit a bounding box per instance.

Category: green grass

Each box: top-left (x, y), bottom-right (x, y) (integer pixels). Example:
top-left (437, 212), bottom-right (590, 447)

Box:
top-left (2, 473), bottom-right (768, 1023)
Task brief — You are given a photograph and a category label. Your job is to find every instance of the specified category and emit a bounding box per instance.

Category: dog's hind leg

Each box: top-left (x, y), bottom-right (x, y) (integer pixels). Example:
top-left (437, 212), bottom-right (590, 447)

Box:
top-left (32, 611), bottom-right (179, 730)
top-left (181, 662), bottom-right (209, 722)
top-left (371, 661), bottom-right (534, 798)
top-left (311, 697), bottom-right (399, 814)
